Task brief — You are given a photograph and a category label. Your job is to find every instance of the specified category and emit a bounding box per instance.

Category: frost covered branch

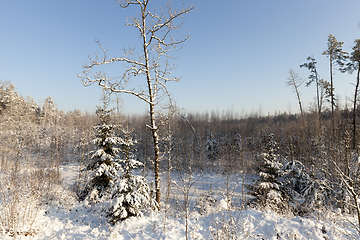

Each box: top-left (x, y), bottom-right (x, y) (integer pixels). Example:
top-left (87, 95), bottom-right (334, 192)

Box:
top-left (79, 0), bottom-right (193, 207)
top-left (331, 158), bottom-right (360, 235)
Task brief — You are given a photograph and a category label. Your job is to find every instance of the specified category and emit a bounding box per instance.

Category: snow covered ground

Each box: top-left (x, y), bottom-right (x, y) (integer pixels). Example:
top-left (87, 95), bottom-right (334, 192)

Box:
top-left (1, 163), bottom-right (359, 239)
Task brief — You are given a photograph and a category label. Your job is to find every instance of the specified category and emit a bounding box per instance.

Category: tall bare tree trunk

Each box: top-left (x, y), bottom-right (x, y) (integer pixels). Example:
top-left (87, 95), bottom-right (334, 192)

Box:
top-left (323, 34), bottom-right (348, 138)
top-left (140, 3), bottom-right (161, 205)
top-left (330, 61), bottom-right (335, 135)
top-left (150, 111), bottom-right (161, 204)
top-left (353, 68), bottom-right (360, 149)
top-left (80, 0), bottom-right (193, 208)
top-left (286, 68), bottom-right (304, 114)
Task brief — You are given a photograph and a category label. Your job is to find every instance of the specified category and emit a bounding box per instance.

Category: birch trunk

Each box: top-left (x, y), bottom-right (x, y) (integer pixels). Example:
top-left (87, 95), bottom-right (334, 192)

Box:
top-left (80, 0), bottom-right (193, 208)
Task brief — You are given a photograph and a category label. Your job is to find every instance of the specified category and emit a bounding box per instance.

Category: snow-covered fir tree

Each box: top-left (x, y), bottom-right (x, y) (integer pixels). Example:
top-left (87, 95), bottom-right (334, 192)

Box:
top-left (299, 164), bottom-right (333, 213)
top-left (280, 159), bottom-right (319, 215)
top-left (80, 96), bottom-right (123, 203)
top-left (248, 133), bottom-right (292, 214)
top-left (282, 160), bottom-right (310, 198)
top-left (296, 131), bottom-right (334, 213)
top-left (205, 134), bottom-right (218, 160)
top-left (42, 96), bottom-right (58, 123)
top-left (108, 128), bottom-right (156, 224)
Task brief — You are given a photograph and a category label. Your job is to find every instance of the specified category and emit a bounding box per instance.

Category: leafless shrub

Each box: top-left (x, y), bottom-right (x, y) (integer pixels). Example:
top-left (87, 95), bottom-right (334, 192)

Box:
top-left (0, 159), bottom-right (67, 237)
top-left (172, 165), bottom-right (201, 240)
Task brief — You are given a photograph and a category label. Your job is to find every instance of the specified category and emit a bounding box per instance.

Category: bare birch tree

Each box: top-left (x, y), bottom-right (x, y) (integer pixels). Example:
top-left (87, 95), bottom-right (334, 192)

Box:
top-left (79, 0), bottom-right (193, 207)
top-left (286, 68), bottom-right (304, 114)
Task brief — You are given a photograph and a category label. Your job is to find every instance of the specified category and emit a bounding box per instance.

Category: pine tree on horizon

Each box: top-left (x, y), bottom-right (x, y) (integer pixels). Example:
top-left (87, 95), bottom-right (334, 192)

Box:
top-left (322, 34), bottom-right (348, 135)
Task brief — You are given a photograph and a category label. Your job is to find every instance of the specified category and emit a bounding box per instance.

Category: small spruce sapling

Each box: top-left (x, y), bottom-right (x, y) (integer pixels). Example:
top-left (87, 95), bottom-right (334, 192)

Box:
top-left (281, 159), bottom-right (317, 215)
top-left (80, 102), bottom-right (123, 203)
top-left (297, 134), bottom-right (334, 215)
top-left (205, 134), bottom-right (218, 161)
top-left (282, 160), bottom-right (310, 198)
top-left (248, 133), bottom-right (291, 214)
top-left (108, 128), bottom-right (157, 223)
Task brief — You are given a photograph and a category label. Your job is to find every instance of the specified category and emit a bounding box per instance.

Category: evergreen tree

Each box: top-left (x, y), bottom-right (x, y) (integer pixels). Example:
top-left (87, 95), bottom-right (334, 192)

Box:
top-left (282, 160), bottom-right (309, 197)
top-left (42, 96), bottom-right (58, 123)
top-left (248, 133), bottom-right (292, 214)
top-left (322, 34), bottom-right (348, 132)
top-left (299, 165), bottom-right (333, 214)
top-left (279, 158), bottom-right (336, 216)
top-left (300, 56), bottom-right (322, 116)
top-left (108, 128), bottom-right (156, 223)
top-left (205, 134), bottom-right (218, 161)
top-left (295, 130), bottom-right (335, 213)
top-left (0, 81), bottom-right (27, 117)
top-left (80, 96), bottom-right (123, 203)
top-left (343, 39), bottom-right (360, 148)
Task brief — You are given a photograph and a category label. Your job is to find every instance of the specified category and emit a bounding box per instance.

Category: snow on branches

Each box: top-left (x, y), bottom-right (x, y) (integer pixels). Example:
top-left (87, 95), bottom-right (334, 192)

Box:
top-left (108, 128), bottom-right (157, 224)
top-left (80, 100), bottom-right (156, 223)
top-left (80, 106), bottom-right (123, 203)
top-left (248, 133), bottom-right (292, 214)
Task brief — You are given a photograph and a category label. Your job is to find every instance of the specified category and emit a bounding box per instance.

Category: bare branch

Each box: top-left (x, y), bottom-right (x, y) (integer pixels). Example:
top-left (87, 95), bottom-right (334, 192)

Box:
top-left (117, 0), bottom-right (142, 8)
top-left (151, 5), bottom-right (194, 34)
top-left (80, 0), bottom-right (192, 208)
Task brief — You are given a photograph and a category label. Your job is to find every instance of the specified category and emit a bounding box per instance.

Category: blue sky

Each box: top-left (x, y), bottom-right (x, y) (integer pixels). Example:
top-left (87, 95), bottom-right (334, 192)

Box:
top-left (0, 0), bottom-right (359, 116)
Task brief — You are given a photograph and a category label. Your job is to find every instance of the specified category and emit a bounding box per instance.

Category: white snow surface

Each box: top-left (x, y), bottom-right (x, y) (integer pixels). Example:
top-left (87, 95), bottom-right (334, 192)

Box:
top-left (1, 163), bottom-right (359, 240)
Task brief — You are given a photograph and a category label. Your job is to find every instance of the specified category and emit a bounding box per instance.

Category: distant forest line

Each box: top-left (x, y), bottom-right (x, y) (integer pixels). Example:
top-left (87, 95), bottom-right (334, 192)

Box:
top-left (1, 79), bottom-right (360, 179)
